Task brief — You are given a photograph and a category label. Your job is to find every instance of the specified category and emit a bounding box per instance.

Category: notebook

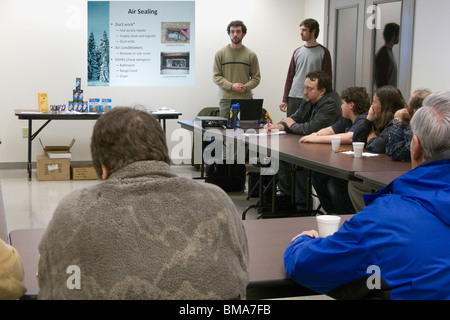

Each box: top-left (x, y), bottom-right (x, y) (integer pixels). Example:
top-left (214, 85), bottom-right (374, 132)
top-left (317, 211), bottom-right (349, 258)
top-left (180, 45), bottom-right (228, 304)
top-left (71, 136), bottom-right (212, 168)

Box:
top-left (230, 99), bottom-right (264, 129)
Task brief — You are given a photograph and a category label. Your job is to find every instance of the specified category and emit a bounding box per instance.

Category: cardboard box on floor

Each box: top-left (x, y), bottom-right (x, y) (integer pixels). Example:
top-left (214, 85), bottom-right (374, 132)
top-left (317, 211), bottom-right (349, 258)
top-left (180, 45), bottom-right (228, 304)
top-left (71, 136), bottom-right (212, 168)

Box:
top-left (36, 139), bottom-right (75, 181)
top-left (39, 138), bottom-right (75, 159)
top-left (36, 155), bottom-right (71, 181)
top-left (71, 163), bottom-right (98, 180)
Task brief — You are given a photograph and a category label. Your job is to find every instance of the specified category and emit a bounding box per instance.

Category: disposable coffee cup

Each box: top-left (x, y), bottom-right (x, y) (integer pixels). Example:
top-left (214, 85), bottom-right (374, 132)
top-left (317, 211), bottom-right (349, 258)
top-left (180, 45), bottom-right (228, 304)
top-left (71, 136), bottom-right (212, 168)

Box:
top-left (353, 142), bottom-right (365, 158)
top-left (331, 136), bottom-right (342, 151)
top-left (316, 215), bottom-right (342, 238)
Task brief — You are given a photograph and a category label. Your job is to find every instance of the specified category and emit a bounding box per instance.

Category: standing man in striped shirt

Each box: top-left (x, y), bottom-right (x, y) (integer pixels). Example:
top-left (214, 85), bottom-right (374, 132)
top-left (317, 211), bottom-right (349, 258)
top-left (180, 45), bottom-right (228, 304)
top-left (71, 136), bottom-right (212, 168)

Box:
top-left (280, 18), bottom-right (332, 117)
top-left (213, 20), bottom-right (261, 119)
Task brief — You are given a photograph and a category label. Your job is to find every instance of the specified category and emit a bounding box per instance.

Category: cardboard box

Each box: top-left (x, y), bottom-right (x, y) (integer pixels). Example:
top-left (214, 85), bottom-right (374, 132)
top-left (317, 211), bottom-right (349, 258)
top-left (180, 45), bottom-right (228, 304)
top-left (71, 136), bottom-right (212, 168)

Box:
top-left (36, 155), bottom-right (70, 181)
top-left (71, 163), bottom-right (98, 180)
top-left (39, 139), bottom-right (75, 159)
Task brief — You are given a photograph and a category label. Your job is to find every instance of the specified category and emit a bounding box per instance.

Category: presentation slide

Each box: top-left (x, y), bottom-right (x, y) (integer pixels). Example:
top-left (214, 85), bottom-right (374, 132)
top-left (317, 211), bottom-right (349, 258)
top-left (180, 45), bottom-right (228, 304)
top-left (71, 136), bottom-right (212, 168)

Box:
top-left (88, 1), bottom-right (195, 87)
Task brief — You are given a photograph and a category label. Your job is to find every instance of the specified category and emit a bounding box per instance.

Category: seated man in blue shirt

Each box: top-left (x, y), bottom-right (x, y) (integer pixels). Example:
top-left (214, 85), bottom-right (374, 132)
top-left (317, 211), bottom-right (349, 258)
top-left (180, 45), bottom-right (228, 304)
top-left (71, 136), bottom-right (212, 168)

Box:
top-left (284, 91), bottom-right (450, 300)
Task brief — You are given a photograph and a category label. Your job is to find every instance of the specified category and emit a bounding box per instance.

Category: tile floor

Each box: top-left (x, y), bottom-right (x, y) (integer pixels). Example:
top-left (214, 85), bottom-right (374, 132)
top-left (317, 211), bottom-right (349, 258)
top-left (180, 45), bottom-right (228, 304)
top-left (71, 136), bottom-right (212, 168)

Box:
top-left (1, 165), bottom-right (260, 233)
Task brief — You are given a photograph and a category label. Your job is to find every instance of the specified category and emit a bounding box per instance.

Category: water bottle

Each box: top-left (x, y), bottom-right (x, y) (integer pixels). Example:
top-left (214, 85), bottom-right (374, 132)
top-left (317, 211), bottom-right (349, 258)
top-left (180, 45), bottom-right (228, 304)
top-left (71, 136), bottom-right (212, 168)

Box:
top-left (229, 103), bottom-right (240, 129)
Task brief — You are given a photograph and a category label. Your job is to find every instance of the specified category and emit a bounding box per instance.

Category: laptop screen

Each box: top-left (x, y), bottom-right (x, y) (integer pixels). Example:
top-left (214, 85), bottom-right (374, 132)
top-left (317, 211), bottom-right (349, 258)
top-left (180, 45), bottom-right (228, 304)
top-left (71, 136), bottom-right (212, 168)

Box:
top-left (230, 99), bottom-right (263, 121)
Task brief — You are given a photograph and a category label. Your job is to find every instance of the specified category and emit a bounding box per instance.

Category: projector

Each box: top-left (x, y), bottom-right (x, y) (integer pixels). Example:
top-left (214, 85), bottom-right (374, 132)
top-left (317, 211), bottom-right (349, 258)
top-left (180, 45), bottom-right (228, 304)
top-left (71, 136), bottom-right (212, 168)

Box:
top-left (194, 116), bottom-right (228, 128)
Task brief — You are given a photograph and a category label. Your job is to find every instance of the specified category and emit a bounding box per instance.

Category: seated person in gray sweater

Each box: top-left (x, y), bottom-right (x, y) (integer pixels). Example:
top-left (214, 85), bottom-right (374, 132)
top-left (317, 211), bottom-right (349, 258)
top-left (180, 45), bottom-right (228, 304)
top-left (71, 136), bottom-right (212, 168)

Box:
top-left (38, 107), bottom-right (249, 300)
top-left (266, 71), bottom-right (342, 209)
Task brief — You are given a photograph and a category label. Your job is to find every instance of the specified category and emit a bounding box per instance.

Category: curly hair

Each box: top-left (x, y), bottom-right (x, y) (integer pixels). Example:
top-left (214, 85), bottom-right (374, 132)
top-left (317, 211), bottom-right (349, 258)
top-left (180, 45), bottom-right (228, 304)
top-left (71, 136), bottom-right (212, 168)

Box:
top-left (341, 87), bottom-right (371, 116)
top-left (306, 70), bottom-right (332, 93)
top-left (227, 20), bottom-right (247, 35)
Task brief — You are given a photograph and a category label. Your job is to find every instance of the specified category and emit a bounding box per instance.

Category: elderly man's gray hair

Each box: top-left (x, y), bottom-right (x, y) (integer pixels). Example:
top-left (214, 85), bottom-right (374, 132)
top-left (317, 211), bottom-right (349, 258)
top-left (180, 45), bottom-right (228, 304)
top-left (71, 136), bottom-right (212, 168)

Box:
top-left (411, 91), bottom-right (450, 159)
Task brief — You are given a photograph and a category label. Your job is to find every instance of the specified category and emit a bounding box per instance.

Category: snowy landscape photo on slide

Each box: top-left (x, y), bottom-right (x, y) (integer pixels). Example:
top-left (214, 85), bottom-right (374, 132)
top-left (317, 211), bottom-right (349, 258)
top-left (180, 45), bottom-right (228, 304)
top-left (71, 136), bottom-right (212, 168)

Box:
top-left (88, 1), bottom-right (110, 86)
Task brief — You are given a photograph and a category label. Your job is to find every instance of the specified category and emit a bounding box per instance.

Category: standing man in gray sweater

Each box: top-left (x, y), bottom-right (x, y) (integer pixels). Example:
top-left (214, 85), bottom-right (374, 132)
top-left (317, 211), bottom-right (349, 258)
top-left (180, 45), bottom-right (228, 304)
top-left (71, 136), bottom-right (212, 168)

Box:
top-left (280, 18), bottom-right (332, 117)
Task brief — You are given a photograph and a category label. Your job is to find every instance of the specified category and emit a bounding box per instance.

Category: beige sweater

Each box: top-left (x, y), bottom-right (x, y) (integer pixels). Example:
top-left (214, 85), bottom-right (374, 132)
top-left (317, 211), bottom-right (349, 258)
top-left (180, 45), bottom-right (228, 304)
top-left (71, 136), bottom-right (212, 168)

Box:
top-left (213, 45), bottom-right (261, 100)
top-left (0, 239), bottom-right (26, 299)
top-left (38, 161), bottom-right (249, 300)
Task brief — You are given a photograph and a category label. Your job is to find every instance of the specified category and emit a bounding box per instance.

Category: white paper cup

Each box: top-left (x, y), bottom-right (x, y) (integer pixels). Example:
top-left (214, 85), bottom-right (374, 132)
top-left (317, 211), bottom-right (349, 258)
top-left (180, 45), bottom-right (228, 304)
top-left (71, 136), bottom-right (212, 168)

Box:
top-left (353, 142), bottom-right (365, 158)
top-left (316, 215), bottom-right (342, 238)
top-left (331, 136), bottom-right (342, 151)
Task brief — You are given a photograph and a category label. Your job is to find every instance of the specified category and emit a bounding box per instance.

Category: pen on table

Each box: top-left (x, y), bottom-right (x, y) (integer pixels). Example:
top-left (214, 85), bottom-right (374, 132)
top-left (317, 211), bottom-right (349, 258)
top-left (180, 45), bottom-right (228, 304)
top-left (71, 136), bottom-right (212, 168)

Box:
top-left (335, 149), bottom-right (348, 154)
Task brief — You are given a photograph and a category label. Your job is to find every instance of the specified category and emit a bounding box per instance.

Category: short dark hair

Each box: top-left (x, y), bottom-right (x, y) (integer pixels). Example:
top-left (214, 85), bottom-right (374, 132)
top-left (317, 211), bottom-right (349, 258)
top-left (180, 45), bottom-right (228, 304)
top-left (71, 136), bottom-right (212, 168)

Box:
top-left (301, 18), bottom-right (320, 39)
top-left (306, 70), bottom-right (332, 93)
top-left (408, 89), bottom-right (432, 115)
top-left (227, 20), bottom-right (247, 35)
top-left (383, 23), bottom-right (400, 42)
top-left (341, 87), bottom-right (371, 116)
top-left (90, 107), bottom-right (170, 178)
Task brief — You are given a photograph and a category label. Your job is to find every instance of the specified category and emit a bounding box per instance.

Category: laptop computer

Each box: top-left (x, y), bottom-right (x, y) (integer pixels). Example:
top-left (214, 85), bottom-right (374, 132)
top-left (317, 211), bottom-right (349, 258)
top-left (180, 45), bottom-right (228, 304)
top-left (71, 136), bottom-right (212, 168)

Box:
top-left (230, 99), bottom-right (264, 129)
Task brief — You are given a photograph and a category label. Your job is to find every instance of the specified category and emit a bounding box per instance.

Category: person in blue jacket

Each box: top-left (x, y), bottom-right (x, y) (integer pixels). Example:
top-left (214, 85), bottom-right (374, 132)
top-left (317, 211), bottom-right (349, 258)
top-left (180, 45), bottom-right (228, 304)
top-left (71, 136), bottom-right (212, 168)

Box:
top-left (284, 91), bottom-right (450, 300)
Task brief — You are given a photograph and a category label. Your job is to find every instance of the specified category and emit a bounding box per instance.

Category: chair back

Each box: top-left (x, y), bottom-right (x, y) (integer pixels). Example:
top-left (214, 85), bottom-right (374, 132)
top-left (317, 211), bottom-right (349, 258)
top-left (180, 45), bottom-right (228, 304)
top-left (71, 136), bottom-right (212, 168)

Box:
top-left (191, 107), bottom-right (220, 169)
top-left (0, 182), bottom-right (8, 244)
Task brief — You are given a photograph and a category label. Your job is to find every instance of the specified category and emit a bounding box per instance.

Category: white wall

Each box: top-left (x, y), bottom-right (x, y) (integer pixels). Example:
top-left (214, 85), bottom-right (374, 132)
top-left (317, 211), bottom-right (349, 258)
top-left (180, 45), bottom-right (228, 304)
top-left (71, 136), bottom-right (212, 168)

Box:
top-left (410, 0), bottom-right (450, 93)
top-left (8, 0), bottom-right (448, 166)
top-left (2, 0), bottom-right (331, 165)
top-left (304, 0), bottom-right (326, 44)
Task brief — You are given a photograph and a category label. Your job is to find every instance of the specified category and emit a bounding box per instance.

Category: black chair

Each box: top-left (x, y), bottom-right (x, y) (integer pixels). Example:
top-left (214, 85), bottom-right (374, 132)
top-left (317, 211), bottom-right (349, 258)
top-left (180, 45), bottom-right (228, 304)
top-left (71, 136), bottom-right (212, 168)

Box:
top-left (243, 163), bottom-right (322, 220)
top-left (191, 107), bottom-right (220, 174)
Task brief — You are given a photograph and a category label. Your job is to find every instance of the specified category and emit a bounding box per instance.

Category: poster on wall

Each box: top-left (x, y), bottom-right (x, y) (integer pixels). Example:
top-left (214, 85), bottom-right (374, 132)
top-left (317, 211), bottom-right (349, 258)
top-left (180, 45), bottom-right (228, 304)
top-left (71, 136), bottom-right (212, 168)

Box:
top-left (87, 1), bottom-right (195, 87)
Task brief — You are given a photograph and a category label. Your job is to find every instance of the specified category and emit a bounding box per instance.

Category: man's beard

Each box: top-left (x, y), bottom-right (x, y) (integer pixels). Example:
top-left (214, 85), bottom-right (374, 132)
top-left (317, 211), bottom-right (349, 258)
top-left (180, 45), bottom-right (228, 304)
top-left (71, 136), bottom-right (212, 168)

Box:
top-left (232, 37), bottom-right (242, 45)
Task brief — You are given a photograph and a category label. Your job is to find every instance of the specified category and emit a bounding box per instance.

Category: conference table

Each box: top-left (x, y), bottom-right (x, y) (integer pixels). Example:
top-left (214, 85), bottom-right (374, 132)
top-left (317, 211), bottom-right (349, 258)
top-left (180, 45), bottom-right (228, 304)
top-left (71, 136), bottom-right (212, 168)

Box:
top-left (14, 109), bottom-right (182, 180)
top-left (178, 120), bottom-right (411, 196)
top-left (9, 215), bottom-right (353, 300)
top-left (354, 170), bottom-right (409, 190)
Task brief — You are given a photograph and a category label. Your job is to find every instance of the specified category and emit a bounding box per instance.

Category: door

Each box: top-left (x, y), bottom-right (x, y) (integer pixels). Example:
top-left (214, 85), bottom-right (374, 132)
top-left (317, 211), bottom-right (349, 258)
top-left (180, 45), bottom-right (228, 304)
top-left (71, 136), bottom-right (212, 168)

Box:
top-left (364, 0), bottom-right (415, 98)
top-left (327, 0), bottom-right (415, 98)
top-left (328, 0), bottom-right (366, 95)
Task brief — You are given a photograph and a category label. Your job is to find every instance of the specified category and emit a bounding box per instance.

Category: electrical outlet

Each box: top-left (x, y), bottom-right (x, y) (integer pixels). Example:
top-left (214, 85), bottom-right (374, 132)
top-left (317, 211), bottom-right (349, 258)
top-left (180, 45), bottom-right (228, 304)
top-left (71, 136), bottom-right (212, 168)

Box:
top-left (22, 127), bottom-right (29, 139)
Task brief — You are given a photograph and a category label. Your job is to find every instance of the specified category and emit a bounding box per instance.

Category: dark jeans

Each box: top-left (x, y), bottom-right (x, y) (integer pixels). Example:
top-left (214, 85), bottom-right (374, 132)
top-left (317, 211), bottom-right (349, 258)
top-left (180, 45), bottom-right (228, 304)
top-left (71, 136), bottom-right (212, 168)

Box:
top-left (277, 161), bottom-right (312, 209)
top-left (312, 171), bottom-right (356, 214)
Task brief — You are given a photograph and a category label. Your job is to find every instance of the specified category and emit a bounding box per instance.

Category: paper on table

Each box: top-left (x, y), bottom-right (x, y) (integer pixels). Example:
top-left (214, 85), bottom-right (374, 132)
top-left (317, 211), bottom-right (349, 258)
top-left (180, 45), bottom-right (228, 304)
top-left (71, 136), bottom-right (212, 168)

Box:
top-left (149, 107), bottom-right (180, 114)
top-left (340, 151), bottom-right (380, 157)
top-left (152, 110), bottom-right (180, 114)
top-left (243, 131), bottom-right (287, 137)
